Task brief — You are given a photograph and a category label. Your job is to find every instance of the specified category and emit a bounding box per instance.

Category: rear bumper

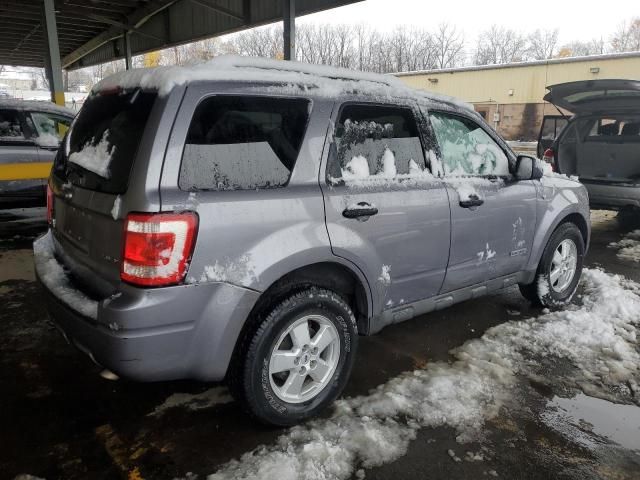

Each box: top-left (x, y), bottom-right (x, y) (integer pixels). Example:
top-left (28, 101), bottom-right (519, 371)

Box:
top-left (583, 181), bottom-right (640, 209)
top-left (35, 233), bottom-right (261, 381)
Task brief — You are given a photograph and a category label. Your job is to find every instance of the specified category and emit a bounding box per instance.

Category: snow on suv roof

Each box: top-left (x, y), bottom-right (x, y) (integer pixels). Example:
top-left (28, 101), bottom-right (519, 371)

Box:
top-left (93, 55), bottom-right (472, 111)
top-left (0, 98), bottom-right (74, 117)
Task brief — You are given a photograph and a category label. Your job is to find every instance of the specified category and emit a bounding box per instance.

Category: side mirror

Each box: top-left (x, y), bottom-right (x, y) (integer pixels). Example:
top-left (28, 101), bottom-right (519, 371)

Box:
top-left (515, 155), bottom-right (543, 180)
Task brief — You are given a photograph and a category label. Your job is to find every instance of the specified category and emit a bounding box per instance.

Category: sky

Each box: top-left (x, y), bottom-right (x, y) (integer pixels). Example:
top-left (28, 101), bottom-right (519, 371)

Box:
top-left (299, 0), bottom-right (638, 44)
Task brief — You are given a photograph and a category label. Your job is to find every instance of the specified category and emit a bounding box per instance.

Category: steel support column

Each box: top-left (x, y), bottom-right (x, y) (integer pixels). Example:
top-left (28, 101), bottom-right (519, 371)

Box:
top-left (283, 0), bottom-right (295, 61)
top-left (124, 31), bottom-right (132, 70)
top-left (42, 0), bottom-right (65, 106)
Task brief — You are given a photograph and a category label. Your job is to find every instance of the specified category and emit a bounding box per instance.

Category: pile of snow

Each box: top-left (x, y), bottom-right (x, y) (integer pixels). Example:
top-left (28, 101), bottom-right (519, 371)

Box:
top-left (33, 231), bottom-right (98, 319)
top-left (149, 386), bottom-right (232, 417)
top-left (92, 55), bottom-right (472, 111)
top-left (34, 132), bottom-right (60, 148)
top-left (206, 268), bottom-right (639, 480)
top-left (540, 161), bottom-right (579, 182)
top-left (68, 130), bottom-right (115, 178)
top-left (341, 155), bottom-right (370, 180)
top-left (609, 230), bottom-right (640, 262)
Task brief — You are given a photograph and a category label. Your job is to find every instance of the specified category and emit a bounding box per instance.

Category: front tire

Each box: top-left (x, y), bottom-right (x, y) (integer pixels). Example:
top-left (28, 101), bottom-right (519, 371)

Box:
top-left (229, 287), bottom-right (358, 426)
top-left (519, 222), bottom-right (584, 308)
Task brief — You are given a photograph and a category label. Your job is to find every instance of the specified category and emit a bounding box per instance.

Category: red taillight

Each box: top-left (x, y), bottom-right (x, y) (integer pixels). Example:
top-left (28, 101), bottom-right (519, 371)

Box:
top-left (121, 212), bottom-right (198, 287)
top-left (46, 184), bottom-right (54, 225)
top-left (542, 148), bottom-right (555, 171)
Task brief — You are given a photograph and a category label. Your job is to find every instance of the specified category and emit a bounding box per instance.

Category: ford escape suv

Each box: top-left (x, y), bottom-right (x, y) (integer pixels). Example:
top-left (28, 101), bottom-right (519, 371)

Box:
top-left (35, 57), bottom-right (590, 426)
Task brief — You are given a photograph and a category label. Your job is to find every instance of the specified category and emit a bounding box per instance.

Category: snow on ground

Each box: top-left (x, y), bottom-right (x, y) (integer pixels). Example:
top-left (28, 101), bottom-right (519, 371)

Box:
top-left (33, 231), bottom-right (98, 319)
top-left (206, 268), bottom-right (639, 480)
top-left (609, 230), bottom-right (640, 263)
top-left (149, 387), bottom-right (233, 417)
top-left (68, 130), bottom-right (115, 178)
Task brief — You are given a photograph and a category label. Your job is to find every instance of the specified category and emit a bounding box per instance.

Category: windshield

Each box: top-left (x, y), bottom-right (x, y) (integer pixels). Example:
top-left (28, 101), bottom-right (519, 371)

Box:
top-left (53, 90), bottom-right (157, 194)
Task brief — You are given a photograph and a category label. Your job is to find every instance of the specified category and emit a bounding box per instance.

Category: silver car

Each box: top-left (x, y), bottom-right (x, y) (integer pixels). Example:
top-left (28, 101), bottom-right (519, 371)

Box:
top-left (539, 79), bottom-right (640, 225)
top-left (35, 59), bottom-right (590, 426)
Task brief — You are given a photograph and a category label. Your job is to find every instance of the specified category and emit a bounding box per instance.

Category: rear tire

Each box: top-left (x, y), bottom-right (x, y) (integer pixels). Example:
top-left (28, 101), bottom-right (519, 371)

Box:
top-left (519, 222), bottom-right (584, 308)
top-left (228, 287), bottom-right (358, 426)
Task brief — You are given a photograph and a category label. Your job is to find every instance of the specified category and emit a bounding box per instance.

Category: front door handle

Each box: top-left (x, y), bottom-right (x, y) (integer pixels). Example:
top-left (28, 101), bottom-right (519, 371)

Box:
top-left (342, 202), bottom-right (379, 219)
top-left (459, 194), bottom-right (484, 208)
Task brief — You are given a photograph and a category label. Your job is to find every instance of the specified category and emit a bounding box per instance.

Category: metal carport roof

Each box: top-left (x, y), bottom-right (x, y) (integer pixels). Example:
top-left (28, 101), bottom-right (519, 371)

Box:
top-left (0, 0), bottom-right (362, 70)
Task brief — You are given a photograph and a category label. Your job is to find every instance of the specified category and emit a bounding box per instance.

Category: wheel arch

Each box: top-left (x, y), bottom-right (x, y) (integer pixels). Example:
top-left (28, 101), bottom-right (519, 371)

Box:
top-left (226, 261), bottom-right (372, 381)
top-left (527, 207), bottom-right (590, 274)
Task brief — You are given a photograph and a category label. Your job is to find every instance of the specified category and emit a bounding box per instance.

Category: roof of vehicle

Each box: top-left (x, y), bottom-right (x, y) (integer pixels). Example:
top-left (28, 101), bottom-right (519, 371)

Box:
top-left (92, 55), bottom-right (473, 113)
top-left (0, 98), bottom-right (75, 117)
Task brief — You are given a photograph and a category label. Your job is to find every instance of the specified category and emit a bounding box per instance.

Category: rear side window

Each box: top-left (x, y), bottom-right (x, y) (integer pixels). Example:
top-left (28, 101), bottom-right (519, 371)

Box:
top-left (327, 104), bottom-right (427, 182)
top-left (429, 112), bottom-right (510, 177)
top-left (53, 90), bottom-right (157, 194)
top-left (179, 96), bottom-right (310, 191)
top-left (0, 109), bottom-right (25, 140)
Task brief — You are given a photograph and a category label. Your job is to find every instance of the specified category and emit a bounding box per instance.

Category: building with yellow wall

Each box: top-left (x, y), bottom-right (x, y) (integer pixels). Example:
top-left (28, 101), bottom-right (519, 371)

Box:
top-left (396, 52), bottom-right (640, 140)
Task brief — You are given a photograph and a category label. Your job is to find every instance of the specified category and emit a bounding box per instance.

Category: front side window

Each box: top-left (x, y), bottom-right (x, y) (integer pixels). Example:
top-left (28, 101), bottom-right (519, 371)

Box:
top-left (430, 112), bottom-right (510, 177)
top-left (29, 111), bottom-right (71, 146)
top-left (327, 104), bottom-right (428, 182)
top-left (179, 96), bottom-right (310, 191)
top-left (0, 109), bottom-right (25, 140)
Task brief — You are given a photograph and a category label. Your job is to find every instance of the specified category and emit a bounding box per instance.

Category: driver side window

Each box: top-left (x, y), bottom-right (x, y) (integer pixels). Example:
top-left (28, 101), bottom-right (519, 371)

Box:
top-left (429, 112), bottom-right (510, 177)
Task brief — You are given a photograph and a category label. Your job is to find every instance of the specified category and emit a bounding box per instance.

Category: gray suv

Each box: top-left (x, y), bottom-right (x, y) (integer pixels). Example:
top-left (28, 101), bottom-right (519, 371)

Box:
top-left (35, 58), bottom-right (590, 426)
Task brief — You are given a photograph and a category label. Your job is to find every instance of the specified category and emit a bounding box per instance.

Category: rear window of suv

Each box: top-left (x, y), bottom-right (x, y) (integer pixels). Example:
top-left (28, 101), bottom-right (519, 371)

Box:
top-left (53, 89), bottom-right (157, 194)
top-left (179, 96), bottom-right (310, 191)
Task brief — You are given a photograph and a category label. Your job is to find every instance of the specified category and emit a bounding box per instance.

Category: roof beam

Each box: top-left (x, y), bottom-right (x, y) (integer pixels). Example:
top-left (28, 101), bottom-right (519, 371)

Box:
top-left (62, 0), bottom-right (179, 68)
top-left (187, 0), bottom-right (243, 22)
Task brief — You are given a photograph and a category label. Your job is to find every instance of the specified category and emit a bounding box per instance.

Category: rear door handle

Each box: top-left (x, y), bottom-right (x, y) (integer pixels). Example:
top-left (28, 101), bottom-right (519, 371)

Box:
top-left (342, 202), bottom-right (379, 219)
top-left (459, 194), bottom-right (484, 208)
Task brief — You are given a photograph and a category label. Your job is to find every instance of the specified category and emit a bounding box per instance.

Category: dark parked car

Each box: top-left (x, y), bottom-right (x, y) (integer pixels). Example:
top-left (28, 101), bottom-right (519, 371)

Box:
top-left (35, 58), bottom-right (590, 426)
top-left (0, 99), bottom-right (74, 208)
top-left (538, 79), bottom-right (640, 222)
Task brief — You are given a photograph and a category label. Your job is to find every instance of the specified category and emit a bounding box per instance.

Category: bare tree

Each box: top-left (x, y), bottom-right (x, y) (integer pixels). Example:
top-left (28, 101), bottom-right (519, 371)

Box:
top-left (474, 25), bottom-right (527, 65)
top-left (526, 29), bottom-right (559, 60)
top-left (432, 23), bottom-right (465, 69)
top-left (230, 26), bottom-right (283, 58)
top-left (557, 38), bottom-right (606, 58)
top-left (610, 17), bottom-right (640, 52)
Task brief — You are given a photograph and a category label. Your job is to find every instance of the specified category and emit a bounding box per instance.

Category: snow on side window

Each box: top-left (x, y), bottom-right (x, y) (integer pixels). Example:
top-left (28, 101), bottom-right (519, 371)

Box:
top-left (328, 104), bottom-right (428, 184)
top-left (179, 96), bottom-right (310, 191)
top-left (430, 113), bottom-right (510, 177)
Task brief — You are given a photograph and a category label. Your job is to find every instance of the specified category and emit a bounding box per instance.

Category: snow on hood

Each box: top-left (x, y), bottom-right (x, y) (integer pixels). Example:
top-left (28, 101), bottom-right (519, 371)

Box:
top-left (92, 55), bottom-right (472, 111)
